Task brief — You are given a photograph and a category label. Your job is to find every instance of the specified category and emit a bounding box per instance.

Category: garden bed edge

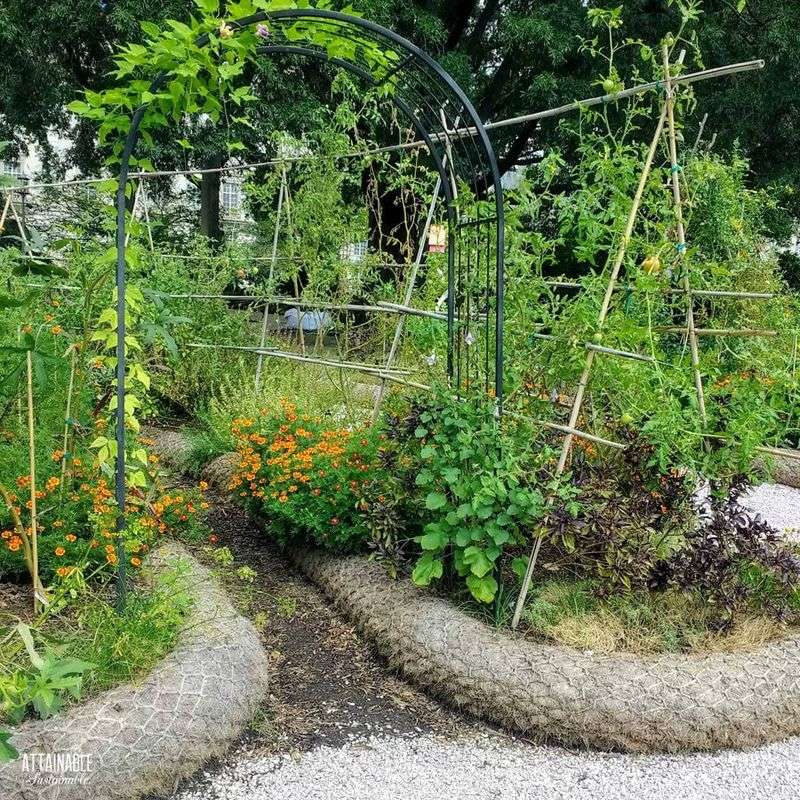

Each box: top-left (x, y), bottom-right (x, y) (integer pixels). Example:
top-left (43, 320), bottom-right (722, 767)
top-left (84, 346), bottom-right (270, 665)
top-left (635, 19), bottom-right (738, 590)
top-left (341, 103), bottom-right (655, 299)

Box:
top-left (0, 541), bottom-right (269, 800)
top-left (155, 431), bottom-right (800, 753)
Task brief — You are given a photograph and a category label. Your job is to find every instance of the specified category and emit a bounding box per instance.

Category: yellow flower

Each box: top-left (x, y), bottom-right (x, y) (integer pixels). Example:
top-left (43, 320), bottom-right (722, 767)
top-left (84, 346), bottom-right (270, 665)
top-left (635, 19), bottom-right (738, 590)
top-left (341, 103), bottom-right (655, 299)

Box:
top-left (219, 21), bottom-right (234, 38)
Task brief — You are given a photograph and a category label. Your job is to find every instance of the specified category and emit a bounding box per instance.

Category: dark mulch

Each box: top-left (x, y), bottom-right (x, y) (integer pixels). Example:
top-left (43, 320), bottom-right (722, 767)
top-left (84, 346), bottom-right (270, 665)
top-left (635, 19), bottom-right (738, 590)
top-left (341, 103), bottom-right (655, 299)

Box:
top-left (179, 485), bottom-right (485, 758)
top-left (0, 580), bottom-right (34, 624)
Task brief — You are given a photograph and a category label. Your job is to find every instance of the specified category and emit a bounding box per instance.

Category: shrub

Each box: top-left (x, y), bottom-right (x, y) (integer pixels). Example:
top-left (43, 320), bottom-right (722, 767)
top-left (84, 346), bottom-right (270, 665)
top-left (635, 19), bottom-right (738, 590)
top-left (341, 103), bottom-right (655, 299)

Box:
top-left (543, 433), bottom-right (697, 592)
top-left (380, 389), bottom-right (547, 603)
top-left (228, 400), bottom-right (380, 552)
top-left (660, 475), bottom-right (800, 629)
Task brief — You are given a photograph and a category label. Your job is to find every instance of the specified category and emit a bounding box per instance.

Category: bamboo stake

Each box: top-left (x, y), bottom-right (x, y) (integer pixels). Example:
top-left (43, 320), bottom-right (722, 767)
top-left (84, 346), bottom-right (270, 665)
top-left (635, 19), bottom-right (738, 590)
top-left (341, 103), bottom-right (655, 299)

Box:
top-left (657, 327), bottom-right (777, 337)
top-left (255, 166), bottom-right (287, 392)
top-left (26, 351), bottom-right (46, 612)
top-left (540, 280), bottom-right (774, 300)
top-left (511, 69), bottom-right (678, 630)
top-left (692, 112), bottom-right (709, 151)
top-left (140, 183), bottom-right (155, 252)
top-left (375, 301), bottom-right (448, 321)
top-left (187, 341), bottom-right (415, 376)
top-left (8, 194), bottom-right (33, 256)
top-left (0, 194), bottom-right (11, 232)
top-left (60, 347), bottom-right (77, 493)
top-left (124, 184), bottom-right (140, 248)
top-left (663, 45), bottom-right (708, 426)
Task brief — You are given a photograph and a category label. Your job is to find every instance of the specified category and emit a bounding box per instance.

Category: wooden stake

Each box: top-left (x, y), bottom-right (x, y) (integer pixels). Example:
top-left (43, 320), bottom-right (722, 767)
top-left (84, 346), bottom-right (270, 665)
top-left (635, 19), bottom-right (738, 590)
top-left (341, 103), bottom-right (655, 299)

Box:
top-left (255, 166), bottom-right (287, 392)
top-left (26, 350), bottom-right (45, 613)
top-left (662, 44), bottom-right (708, 426)
top-left (511, 67), bottom-right (679, 630)
top-left (0, 194), bottom-right (11, 233)
top-left (371, 176), bottom-right (441, 422)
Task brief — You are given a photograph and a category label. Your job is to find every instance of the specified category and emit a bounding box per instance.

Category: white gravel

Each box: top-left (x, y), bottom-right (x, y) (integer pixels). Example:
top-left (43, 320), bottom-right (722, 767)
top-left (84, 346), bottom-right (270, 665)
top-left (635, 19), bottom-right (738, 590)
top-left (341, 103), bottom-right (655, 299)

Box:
top-left (173, 482), bottom-right (800, 800)
top-left (743, 482), bottom-right (800, 541)
top-left (177, 731), bottom-right (800, 800)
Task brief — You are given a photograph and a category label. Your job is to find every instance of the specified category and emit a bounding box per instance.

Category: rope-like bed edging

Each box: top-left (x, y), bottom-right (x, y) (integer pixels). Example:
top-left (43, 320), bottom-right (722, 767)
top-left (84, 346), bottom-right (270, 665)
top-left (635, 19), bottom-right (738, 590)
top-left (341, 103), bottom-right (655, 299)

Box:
top-left (153, 430), bottom-right (800, 753)
top-left (0, 542), bottom-right (269, 799)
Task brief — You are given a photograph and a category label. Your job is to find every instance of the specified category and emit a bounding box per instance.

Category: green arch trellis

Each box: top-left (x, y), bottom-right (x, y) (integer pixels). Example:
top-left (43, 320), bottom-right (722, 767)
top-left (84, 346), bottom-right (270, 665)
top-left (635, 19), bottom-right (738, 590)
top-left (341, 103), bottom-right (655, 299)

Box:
top-left (111, 8), bottom-right (506, 603)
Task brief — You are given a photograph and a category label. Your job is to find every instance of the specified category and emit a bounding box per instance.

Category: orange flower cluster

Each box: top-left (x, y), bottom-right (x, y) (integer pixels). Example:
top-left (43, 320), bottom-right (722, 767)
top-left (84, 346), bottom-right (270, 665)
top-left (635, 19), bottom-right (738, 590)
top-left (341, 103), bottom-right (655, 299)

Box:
top-left (228, 400), bottom-right (378, 549)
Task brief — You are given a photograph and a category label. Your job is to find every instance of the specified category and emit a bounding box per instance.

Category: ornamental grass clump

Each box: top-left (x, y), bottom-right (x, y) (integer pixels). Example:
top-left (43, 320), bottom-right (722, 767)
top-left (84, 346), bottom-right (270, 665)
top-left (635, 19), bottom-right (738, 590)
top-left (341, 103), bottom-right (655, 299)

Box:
top-left (229, 400), bottom-right (380, 552)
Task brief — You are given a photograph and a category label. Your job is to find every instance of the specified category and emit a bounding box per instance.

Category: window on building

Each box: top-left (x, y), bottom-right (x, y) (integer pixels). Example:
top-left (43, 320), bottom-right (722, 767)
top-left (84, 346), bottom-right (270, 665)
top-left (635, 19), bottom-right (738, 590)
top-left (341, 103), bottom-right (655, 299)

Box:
top-left (340, 240), bottom-right (369, 262)
top-left (221, 180), bottom-right (243, 216)
top-left (0, 161), bottom-right (24, 180)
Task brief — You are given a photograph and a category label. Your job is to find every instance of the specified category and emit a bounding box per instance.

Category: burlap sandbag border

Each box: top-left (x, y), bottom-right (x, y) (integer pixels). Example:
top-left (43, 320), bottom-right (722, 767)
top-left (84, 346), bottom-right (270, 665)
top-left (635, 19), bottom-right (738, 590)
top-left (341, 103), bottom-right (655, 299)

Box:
top-left (0, 542), bottom-right (269, 800)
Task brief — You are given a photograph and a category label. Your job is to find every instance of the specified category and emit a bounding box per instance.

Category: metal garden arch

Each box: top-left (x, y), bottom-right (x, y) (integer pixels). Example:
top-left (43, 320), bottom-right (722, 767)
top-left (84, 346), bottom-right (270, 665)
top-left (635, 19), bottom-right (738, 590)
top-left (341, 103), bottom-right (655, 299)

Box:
top-left (113, 8), bottom-right (505, 597)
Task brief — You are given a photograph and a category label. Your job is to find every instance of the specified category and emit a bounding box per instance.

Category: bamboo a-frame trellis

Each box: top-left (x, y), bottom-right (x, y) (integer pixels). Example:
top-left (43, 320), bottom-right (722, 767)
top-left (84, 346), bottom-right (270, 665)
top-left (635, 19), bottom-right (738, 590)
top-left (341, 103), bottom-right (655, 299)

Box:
top-left (510, 47), bottom-right (784, 628)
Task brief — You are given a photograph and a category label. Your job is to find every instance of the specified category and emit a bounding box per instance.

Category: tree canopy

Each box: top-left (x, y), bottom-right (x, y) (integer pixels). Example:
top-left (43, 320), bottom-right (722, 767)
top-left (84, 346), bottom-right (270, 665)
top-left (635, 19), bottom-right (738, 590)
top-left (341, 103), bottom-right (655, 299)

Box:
top-left (0, 1), bottom-right (797, 225)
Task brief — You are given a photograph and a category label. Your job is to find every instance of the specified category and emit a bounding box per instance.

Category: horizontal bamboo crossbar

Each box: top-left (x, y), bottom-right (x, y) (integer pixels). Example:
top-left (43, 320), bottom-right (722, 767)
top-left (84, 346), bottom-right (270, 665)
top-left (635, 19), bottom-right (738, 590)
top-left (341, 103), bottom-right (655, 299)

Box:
top-left (530, 333), bottom-right (654, 363)
top-left (375, 301), bottom-right (448, 321)
top-left (542, 280), bottom-right (775, 301)
top-left (506, 411), bottom-right (625, 450)
top-left (657, 327), bottom-right (777, 337)
top-left (185, 341), bottom-right (413, 373)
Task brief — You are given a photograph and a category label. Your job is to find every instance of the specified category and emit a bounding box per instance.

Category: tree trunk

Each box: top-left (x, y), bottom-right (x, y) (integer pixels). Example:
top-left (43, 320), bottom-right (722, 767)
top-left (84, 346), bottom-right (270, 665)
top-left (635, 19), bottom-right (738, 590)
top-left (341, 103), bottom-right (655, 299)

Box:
top-left (200, 153), bottom-right (223, 246)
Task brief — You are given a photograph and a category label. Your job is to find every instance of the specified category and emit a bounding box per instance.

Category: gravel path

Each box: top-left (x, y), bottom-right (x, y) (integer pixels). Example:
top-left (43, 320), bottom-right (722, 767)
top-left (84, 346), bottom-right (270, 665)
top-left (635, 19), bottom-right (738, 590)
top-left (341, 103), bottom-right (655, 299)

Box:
top-left (168, 482), bottom-right (800, 800)
top-left (175, 730), bottom-right (800, 800)
top-left (743, 482), bottom-right (800, 541)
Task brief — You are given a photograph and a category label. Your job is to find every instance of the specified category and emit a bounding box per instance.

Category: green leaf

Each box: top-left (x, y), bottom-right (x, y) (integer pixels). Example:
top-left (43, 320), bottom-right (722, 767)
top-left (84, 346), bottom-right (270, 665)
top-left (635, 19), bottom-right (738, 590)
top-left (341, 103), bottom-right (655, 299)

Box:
top-left (425, 492), bottom-right (447, 511)
top-left (462, 546), bottom-right (493, 578)
top-left (0, 731), bottom-right (18, 762)
top-left (411, 553), bottom-right (443, 586)
top-left (466, 574), bottom-right (498, 603)
top-left (0, 292), bottom-right (34, 310)
top-left (511, 557), bottom-right (529, 581)
top-left (442, 467), bottom-right (460, 484)
top-left (419, 525), bottom-right (447, 551)
top-left (16, 623), bottom-right (45, 670)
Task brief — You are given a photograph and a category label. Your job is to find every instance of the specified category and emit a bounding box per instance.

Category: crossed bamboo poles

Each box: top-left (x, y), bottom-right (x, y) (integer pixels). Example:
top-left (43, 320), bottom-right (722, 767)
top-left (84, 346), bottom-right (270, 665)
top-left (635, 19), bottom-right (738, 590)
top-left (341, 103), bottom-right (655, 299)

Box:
top-left (510, 46), bottom-right (777, 629)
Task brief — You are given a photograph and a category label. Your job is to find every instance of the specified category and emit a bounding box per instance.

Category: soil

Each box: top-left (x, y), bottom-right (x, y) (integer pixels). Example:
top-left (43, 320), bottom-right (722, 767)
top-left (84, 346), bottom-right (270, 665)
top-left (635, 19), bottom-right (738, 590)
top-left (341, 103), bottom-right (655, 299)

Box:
top-left (0, 581), bottom-right (34, 623)
top-left (157, 480), bottom-right (487, 797)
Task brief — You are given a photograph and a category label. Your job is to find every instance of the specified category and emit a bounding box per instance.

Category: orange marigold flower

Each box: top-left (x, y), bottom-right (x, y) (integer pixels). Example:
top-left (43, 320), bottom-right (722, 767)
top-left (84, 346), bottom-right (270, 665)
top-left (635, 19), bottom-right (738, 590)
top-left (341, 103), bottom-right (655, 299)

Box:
top-left (52, 449), bottom-right (64, 462)
top-left (54, 547), bottom-right (66, 557)
top-left (130, 557), bottom-right (142, 567)
top-left (65, 534), bottom-right (77, 542)
top-left (50, 325), bottom-right (63, 335)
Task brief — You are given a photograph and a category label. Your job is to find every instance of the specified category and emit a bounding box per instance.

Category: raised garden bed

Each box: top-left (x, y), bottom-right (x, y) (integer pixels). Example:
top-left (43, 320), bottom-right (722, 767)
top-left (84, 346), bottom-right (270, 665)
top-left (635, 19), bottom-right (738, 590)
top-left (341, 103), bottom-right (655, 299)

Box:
top-left (0, 542), bottom-right (269, 800)
top-left (153, 430), bottom-right (800, 754)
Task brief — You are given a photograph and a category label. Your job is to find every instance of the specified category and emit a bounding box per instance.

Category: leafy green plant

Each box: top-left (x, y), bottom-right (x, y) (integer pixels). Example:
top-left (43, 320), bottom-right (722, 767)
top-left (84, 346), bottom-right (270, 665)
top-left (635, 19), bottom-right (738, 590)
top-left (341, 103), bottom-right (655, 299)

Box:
top-left (382, 389), bottom-right (547, 603)
top-left (1, 624), bottom-right (93, 724)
